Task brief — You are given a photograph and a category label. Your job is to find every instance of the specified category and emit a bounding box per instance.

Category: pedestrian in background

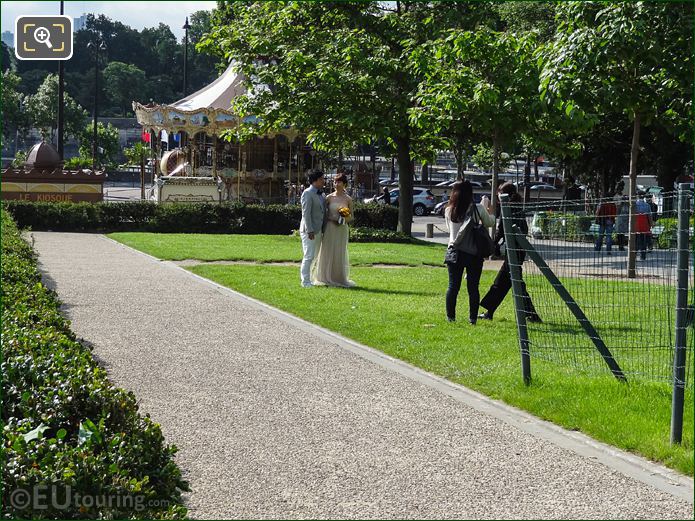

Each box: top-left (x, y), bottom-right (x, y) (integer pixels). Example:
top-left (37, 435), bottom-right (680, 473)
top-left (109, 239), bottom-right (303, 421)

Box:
top-left (635, 194), bottom-right (653, 260)
top-left (595, 196), bottom-right (617, 255)
top-left (615, 195), bottom-right (629, 252)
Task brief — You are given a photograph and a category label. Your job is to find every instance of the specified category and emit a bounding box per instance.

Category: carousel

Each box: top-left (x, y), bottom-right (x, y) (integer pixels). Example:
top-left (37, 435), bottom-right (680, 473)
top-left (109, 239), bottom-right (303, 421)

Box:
top-left (133, 63), bottom-right (317, 203)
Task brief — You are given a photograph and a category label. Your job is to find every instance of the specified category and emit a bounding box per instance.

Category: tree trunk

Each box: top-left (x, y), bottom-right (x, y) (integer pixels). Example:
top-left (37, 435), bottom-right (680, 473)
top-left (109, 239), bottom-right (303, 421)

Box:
top-left (627, 112), bottom-right (641, 279)
top-left (533, 156), bottom-right (539, 181)
top-left (524, 153), bottom-right (531, 203)
top-left (421, 161), bottom-right (429, 184)
top-left (490, 133), bottom-right (500, 216)
top-left (390, 156), bottom-right (396, 181)
top-left (395, 135), bottom-right (413, 235)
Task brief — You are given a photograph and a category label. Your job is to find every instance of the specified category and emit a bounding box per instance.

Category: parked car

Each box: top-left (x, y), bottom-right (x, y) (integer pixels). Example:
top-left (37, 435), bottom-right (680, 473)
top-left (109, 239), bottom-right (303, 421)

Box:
top-left (364, 187), bottom-right (436, 216)
top-left (434, 193), bottom-right (484, 217)
top-left (529, 183), bottom-right (559, 191)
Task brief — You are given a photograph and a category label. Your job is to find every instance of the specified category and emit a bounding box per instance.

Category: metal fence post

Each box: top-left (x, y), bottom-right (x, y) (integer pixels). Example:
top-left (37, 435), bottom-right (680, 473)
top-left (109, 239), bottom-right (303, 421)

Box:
top-left (500, 194), bottom-right (531, 385)
top-left (670, 184), bottom-right (691, 444)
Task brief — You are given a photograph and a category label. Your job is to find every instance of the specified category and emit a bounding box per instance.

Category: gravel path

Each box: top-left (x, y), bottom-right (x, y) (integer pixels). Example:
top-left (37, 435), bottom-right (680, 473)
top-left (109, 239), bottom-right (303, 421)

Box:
top-left (33, 232), bottom-right (693, 520)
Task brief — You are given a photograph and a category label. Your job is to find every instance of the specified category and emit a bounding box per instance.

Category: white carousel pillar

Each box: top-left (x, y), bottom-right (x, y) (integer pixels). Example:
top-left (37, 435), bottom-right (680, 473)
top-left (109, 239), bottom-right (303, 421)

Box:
top-left (212, 134), bottom-right (217, 177)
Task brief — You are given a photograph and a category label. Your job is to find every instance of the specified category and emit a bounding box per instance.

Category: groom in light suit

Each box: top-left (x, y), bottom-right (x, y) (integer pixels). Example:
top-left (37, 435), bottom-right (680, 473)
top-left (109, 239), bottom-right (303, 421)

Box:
top-left (299, 171), bottom-right (326, 287)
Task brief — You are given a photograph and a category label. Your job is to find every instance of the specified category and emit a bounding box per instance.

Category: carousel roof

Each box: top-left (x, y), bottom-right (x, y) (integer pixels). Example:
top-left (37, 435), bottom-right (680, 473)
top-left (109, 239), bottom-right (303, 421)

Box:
top-left (132, 62), bottom-right (298, 139)
top-left (171, 63), bottom-right (246, 112)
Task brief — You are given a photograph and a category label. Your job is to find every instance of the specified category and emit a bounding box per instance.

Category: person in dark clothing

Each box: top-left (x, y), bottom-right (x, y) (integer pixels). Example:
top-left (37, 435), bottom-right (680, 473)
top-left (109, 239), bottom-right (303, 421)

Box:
top-left (594, 197), bottom-right (617, 254)
top-left (382, 187), bottom-right (391, 205)
top-left (479, 181), bottom-right (541, 323)
top-left (562, 177), bottom-right (583, 212)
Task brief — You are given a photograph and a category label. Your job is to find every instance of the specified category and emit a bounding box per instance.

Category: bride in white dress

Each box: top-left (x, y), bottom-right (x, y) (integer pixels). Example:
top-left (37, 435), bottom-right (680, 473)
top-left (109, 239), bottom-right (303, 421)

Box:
top-left (312, 173), bottom-right (356, 288)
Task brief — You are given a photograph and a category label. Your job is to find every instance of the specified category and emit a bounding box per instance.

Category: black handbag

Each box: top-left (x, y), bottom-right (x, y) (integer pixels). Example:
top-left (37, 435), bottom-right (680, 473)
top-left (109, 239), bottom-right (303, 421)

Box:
top-left (470, 204), bottom-right (495, 258)
top-left (444, 246), bottom-right (459, 265)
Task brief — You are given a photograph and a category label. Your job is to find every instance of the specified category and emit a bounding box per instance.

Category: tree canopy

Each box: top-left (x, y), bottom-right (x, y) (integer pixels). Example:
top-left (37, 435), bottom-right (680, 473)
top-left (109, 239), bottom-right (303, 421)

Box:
top-left (25, 74), bottom-right (87, 142)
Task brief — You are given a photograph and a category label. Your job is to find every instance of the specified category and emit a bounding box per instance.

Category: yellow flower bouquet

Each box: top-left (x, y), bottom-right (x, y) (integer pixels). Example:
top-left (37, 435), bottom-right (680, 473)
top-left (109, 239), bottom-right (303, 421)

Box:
top-left (337, 206), bottom-right (351, 225)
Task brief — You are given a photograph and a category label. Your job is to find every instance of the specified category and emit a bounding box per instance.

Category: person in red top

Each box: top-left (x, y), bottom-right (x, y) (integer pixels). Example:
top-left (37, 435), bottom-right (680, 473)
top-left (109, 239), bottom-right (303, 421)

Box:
top-left (635, 194), bottom-right (653, 260)
top-left (595, 197), bottom-right (618, 254)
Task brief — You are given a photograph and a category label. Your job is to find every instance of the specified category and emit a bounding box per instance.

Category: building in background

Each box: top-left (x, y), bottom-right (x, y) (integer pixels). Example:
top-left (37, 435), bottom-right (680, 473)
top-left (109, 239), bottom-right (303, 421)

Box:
top-left (2, 30), bottom-right (13, 47)
top-left (74, 14), bottom-right (87, 31)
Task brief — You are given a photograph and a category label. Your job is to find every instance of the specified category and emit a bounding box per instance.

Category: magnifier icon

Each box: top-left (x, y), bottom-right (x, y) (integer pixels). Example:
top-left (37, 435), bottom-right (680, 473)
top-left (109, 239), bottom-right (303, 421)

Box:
top-left (34, 26), bottom-right (53, 49)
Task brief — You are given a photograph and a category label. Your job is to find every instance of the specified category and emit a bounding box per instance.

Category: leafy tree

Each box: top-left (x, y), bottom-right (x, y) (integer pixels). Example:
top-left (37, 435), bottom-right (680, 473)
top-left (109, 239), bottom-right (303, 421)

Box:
top-left (412, 28), bottom-right (539, 213)
top-left (187, 10), bottom-right (219, 92)
top-left (1, 70), bottom-right (29, 149)
top-left (495, 2), bottom-right (557, 41)
top-left (471, 144), bottom-right (510, 175)
top-left (1, 41), bottom-right (13, 72)
top-left (15, 69), bottom-right (50, 96)
top-left (79, 121), bottom-right (121, 168)
top-left (25, 74), bottom-right (88, 143)
top-left (200, 1), bottom-right (497, 233)
top-left (103, 61), bottom-right (146, 115)
top-left (140, 23), bottom-right (181, 79)
top-left (123, 142), bottom-right (154, 199)
top-left (541, 1), bottom-right (694, 277)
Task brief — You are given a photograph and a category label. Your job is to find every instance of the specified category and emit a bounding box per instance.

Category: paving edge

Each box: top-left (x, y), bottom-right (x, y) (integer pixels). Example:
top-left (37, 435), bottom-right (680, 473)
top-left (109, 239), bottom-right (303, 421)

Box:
top-left (99, 234), bottom-right (694, 503)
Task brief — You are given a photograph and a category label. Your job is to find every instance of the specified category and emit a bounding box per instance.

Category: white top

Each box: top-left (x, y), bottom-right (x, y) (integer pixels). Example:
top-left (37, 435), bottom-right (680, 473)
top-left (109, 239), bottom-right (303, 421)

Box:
top-left (445, 203), bottom-right (496, 246)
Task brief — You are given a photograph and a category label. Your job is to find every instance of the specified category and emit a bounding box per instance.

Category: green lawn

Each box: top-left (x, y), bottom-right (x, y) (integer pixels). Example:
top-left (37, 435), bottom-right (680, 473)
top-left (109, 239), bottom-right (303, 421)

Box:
top-left (109, 233), bottom-right (694, 475)
top-left (109, 232), bottom-right (446, 266)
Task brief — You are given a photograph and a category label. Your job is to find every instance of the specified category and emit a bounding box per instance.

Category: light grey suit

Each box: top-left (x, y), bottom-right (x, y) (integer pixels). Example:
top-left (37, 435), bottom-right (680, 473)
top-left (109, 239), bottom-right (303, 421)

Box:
top-left (300, 186), bottom-right (326, 234)
top-left (300, 186), bottom-right (326, 285)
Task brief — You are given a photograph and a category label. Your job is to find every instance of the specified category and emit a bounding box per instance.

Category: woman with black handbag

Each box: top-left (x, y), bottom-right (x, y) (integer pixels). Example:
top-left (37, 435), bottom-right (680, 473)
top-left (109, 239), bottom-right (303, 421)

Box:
top-left (444, 181), bottom-right (495, 324)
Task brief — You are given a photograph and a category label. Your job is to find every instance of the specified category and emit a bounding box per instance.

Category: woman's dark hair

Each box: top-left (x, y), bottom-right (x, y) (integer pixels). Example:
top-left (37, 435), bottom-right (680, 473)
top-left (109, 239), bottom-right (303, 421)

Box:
top-left (447, 180), bottom-right (474, 223)
top-left (498, 180), bottom-right (522, 203)
top-left (334, 173), bottom-right (348, 185)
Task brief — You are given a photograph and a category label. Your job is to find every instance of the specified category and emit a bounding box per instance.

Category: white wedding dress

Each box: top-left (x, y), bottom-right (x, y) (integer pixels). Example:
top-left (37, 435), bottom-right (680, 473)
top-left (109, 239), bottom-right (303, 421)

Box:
top-left (312, 198), bottom-right (355, 288)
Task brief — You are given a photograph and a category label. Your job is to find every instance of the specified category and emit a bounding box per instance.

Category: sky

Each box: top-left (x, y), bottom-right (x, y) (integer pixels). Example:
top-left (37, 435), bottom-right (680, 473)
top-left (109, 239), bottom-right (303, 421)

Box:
top-left (1, 1), bottom-right (218, 39)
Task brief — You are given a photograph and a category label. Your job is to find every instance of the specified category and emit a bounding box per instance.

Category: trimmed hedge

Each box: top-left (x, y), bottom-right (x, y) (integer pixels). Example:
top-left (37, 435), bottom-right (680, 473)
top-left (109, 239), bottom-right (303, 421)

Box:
top-left (349, 227), bottom-right (415, 243)
top-left (3, 200), bottom-right (398, 234)
top-left (1, 210), bottom-right (189, 519)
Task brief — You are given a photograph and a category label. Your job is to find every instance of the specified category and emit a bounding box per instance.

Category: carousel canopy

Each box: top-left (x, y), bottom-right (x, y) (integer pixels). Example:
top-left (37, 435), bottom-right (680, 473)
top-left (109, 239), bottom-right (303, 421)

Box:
top-left (172, 63), bottom-right (246, 112)
top-left (133, 62), bottom-right (298, 139)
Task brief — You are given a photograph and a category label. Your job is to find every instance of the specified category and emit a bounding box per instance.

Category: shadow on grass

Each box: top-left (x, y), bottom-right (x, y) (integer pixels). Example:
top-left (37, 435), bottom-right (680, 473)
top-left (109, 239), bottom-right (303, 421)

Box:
top-left (345, 286), bottom-right (436, 297)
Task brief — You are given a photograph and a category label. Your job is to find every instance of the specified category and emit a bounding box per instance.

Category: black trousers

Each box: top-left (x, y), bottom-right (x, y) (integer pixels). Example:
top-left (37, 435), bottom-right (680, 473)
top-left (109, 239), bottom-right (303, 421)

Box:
top-left (480, 252), bottom-right (538, 319)
top-left (446, 252), bottom-right (484, 321)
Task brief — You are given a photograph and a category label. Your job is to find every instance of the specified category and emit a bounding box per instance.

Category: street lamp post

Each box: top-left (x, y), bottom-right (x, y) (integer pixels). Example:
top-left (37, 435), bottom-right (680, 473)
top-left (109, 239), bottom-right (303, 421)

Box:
top-left (57, 0), bottom-right (64, 159)
top-left (87, 38), bottom-right (106, 171)
top-left (182, 17), bottom-right (191, 97)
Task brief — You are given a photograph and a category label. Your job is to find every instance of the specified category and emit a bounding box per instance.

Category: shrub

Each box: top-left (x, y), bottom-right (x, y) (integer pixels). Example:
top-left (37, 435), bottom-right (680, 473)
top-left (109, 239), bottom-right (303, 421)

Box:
top-left (2, 201), bottom-right (399, 234)
top-left (63, 156), bottom-right (93, 170)
top-left (1, 210), bottom-right (188, 519)
top-left (538, 212), bottom-right (593, 241)
top-left (655, 217), bottom-right (694, 249)
top-left (349, 227), bottom-right (415, 243)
